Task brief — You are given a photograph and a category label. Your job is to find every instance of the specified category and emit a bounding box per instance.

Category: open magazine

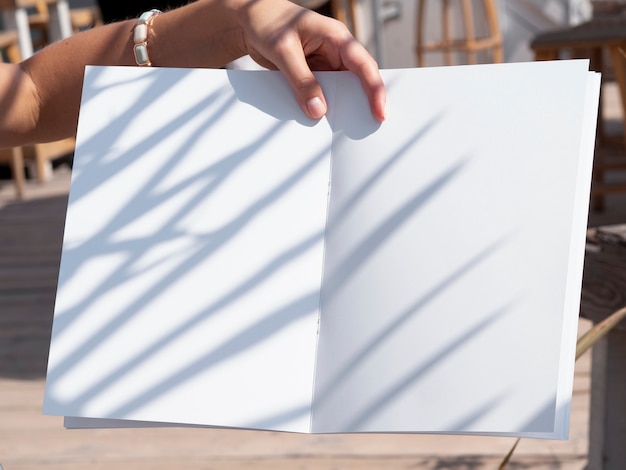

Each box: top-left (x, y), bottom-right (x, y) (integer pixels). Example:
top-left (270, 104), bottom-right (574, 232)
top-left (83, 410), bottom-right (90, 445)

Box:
top-left (44, 61), bottom-right (600, 439)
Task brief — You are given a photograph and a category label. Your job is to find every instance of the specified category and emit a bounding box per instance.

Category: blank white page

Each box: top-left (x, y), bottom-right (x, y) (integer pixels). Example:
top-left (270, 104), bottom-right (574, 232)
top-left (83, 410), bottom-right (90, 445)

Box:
top-left (44, 67), bottom-right (333, 432)
top-left (312, 62), bottom-right (599, 438)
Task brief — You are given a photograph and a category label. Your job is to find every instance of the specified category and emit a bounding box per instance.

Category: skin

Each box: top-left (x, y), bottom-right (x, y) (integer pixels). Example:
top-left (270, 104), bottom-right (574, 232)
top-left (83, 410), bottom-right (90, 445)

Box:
top-left (0, 0), bottom-right (386, 149)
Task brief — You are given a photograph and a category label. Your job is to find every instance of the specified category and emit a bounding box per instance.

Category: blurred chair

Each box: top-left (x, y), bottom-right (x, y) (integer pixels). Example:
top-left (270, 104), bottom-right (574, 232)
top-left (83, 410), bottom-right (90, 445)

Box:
top-left (0, 0), bottom-right (74, 58)
top-left (0, 143), bottom-right (76, 199)
top-left (416, 0), bottom-right (503, 66)
top-left (28, 0), bottom-right (102, 49)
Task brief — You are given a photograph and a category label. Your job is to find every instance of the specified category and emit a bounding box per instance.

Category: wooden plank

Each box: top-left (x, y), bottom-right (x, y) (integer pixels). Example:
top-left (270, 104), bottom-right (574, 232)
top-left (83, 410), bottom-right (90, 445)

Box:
top-left (0, 292), bottom-right (56, 306)
top-left (0, 267), bottom-right (60, 282)
top-left (0, 424), bottom-right (589, 460)
top-left (0, 456), bottom-right (589, 470)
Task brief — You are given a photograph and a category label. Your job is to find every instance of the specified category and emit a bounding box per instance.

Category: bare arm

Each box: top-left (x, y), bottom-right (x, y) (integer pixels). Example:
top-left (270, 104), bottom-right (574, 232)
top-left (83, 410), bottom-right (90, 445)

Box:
top-left (1, 20), bottom-right (137, 146)
top-left (0, 0), bottom-right (386, 148)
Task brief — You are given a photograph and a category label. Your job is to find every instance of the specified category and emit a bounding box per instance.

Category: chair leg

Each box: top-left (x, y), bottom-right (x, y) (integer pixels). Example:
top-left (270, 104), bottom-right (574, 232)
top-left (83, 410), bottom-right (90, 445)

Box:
top-left (484, 0), bottom-right (503, 63)
top-left (461, 0), bottom-right (476, 64)
top-left (10, 147), bottom-right (26, 199)
top-left (348, 0), bottom-right (359, 39)
top-left (6, 41), bottom-right (21, 63)
top-left (34, 143), bottom-right (54, 183)
top-left (416, 0), bottom-right (426, 66)
top-left (442, 0), bottom-right (453, 66)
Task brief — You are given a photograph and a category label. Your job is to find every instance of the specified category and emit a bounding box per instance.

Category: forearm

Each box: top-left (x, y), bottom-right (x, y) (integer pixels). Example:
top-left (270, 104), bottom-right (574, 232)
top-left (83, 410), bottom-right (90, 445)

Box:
top-left (1, 0), bottom-right (247, 147)
top-left (150, 0), bottom-right (246, 69)
top-left (13, 21), bottom-right (135, 146)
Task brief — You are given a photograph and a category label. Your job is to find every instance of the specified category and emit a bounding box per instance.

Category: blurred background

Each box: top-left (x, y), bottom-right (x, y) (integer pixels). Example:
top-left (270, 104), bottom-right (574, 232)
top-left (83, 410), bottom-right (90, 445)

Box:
top-left (1, 0), bottom-right (625, 468)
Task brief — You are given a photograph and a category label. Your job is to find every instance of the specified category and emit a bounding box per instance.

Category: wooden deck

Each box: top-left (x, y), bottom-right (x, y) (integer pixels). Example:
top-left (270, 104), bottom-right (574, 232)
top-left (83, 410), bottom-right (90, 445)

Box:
top-left (0, 165), bottom-right (600, 469)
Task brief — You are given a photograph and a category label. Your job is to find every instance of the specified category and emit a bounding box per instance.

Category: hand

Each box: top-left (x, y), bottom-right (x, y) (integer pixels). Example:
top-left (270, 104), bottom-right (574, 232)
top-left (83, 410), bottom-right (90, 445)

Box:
top-left (233, 0), bottom-right (386, 122)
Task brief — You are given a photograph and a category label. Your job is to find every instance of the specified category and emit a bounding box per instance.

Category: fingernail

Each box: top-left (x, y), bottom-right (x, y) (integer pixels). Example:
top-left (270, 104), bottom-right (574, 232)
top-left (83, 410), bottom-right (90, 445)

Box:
top-left (379, 98), bottom-right (387, 122)
top-left (306, 97), bottom-right (326, 119)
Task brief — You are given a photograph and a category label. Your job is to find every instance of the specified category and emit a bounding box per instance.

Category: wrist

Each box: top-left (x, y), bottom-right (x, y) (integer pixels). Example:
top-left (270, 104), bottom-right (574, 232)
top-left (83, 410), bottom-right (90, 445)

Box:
top-left (148, 0), bottom-right (245, 68)
top-left (218, 0), bottom-right (256, 57)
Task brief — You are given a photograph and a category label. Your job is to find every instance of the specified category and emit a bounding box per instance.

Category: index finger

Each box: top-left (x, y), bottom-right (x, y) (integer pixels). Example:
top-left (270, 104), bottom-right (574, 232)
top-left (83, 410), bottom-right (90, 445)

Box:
top-left (269, 34), bottom-right (329, 120)
top-left (340, 38), bottom-right (387, 122)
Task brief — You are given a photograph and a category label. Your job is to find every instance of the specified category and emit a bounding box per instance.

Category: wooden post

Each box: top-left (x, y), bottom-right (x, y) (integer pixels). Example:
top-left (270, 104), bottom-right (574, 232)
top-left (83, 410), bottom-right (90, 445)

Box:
top-left (582, 225), bottom-right (626, 469)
